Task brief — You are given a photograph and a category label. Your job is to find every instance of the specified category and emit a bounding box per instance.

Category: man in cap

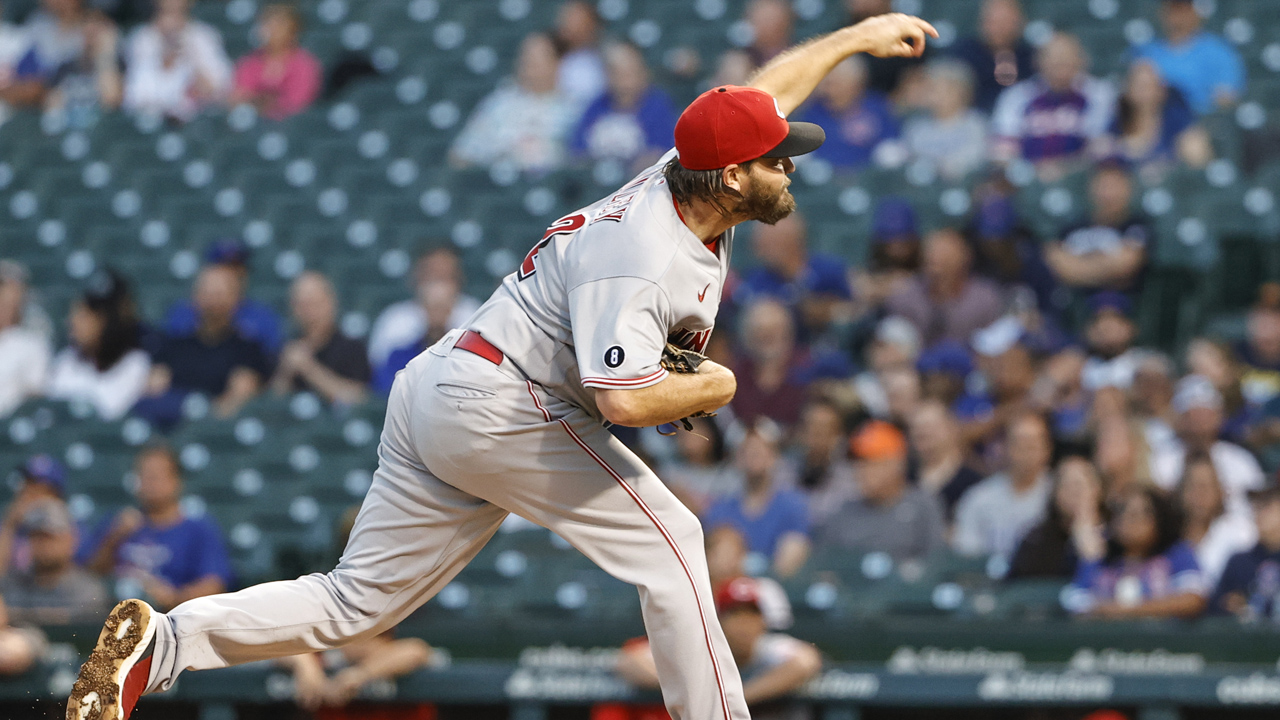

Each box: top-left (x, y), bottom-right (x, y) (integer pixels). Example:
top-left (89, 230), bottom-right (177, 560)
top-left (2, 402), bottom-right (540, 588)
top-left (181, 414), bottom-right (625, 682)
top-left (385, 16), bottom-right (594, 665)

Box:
top-left (853, 196), bottom-right (921, 313)
top-left (617, 576), bottom-right (822, 719)
top-left (0, 498), bottom-right (109, 626)
top-left (1080, 291), bottom-right (1141, 392)
top-left (815, 420), bottom-right (945, 561)
top-left (163, 239), bottom-right (285, 357)
top-left (1212, 484), bottom-right (1280, 618)
top-left (0, 454), bottom-right (69, 576)
top-left (1150, 375), bottom-right (1264, 513)
top-left (69, 14), bottom-right (937, 720)
top-left (1134, 0), bottom-right (1244, 116)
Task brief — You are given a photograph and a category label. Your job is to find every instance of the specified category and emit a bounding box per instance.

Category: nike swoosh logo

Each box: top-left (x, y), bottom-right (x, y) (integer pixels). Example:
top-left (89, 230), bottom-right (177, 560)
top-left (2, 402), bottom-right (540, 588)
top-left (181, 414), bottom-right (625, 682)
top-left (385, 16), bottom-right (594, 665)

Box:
top-left (698, 284), bottom-right (710, 302)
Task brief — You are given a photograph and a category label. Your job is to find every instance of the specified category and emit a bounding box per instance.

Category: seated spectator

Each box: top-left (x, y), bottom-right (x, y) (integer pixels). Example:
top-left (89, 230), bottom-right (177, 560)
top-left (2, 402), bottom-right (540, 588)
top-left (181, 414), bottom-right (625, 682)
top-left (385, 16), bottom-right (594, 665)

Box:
top-left (1178, 453), bottom-right (1255, 588)
top-left (554, 0), bottom-right (605, 111)
top-left (1045, 162), bottom-right (1150, 295)
top-left (1102, 60), bottom-right (1210, 175)
top-left (948, 0), bottom-right (1034, 113)
top-left (41, 8), bottom-right (121, 129)
top-left (962, 321), bottom-right (1043, 445)
top-left (788, 400), bottom-right (856, 525)
top-left (885, 228), bottom-right (1005, 347)
top-left (0, 0), bottom-right (27, 125)
top-left (229, 4), bottom-right (320, 121)
top-left (730, 299), bottom-right (813, 427)
top-left (79, 444), bottom-right (233, 611)
top-left (1009, 454), bottom-right (1107, 579)
top-left (744, 0), bottom-right (793, 66)
top-left (1134, 0), bottom-right (1244, 115)
top-left (1186, 338), bottom-right (1250, 444)
top-left (450, 32), bottom-right (575, 172)
top-left (0, 261), bottom-right (51, 418)
top-left (3, 0), bottom-right (89, 110)
top-left (916, 341), bottom-right (973, 408)
top-left (373, 279), bottom-right (460, 394)
top-left (796, 56), bottom-right (898, 170)
top-left (570, 42), bottom-right (676, 170)
top-left (0, 595), bottom-right (42, 676)
top-left (658, 416), bottom-right (738, 516)
top-left (705, 526), bottom-right (792, 630)
top-left (703, 420), bottom-right (810, 578)
top-left (1, 498), bottom-right (109, 625)
top-left (270, 272), bottom-right (369, 405)
top-left (164, 239), bottom-right (284, 357)
top-left (616, 577), bottom-right (820, 715)
top-left (368, 245), bottom-right (481, 369)
top-left (851, 197), bottom-right (921, 315)
top-left (1094, 414), bottom-right (1156, 508)
top-left (953, 412), bottom-right (1054, 560)
top-left (123, 0), bottom-right (232, 121)
top-left (707, 48), bottom-right (755, 89)
top-left (902, 60), bottom-right (988, 181)
top-left (1079, 292), bottom-right (1141, 393)
top-left (816, 421), bottom-right (944, 562)
top-left (991, 33), bottom-right (1114, 168)
top-left (1150, 375), bottom-right (1264, 514)
top-left (844, 0), bottom-right (928, 102)
top-left (1132, 351), bottom-right (1178, 447)
top-left (280, 633), bottom-right (434, 712)
top-left (909, 399), bottom-right (984, 521)
top-left (140, 264), bottom-right (271, 421)
top-left (852, 315), bottom-right (921, 419)
top-left (45, 269), bottom-right (149, 420)
top-left (1067, 486), bottom-right (1207, 619)
top-left (0, 455), bottom-right (68, 577)
top-left (1212, 485), bottom-right (1280, 619)
top-left (738, 213), bottom-right (853, 342)
top-left (969, 192), bottom-right (1060, 319)
top-left (1238, 292), bottom-right (1280, 406)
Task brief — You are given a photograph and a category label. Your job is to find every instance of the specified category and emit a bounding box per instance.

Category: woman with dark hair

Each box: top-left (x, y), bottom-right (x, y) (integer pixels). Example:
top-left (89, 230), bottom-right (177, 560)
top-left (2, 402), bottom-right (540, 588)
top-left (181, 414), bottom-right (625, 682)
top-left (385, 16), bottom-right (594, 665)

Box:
top-left (1100, 60), bottom-right (1210, 176)
top-left (656, 415), bottom-right (737, 515)
top-left (1008, 454), bottom-right (1107, 579)
top-left (1178, 453), bottom-right (1255, 588)
top-left (1067, 485), bottom-right (1207, 619)
top-left (46, 270), bottom-right (150, 420)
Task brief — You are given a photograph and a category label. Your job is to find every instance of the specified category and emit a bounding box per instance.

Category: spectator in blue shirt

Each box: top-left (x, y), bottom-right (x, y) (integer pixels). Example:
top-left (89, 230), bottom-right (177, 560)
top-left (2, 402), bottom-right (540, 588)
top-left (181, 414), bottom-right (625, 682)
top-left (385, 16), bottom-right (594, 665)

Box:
top-left (948, 0), bottom-right (1036, 113)
top-left (570, 42), bottom-right (676, 170)
top-left (1067, 485), bottom-right (1208, 619)
top-left (1134, 0), bottom-right (1245, 116)
top-left (739, 212), bottom-right (852, 342)
top-left (796, 55), bottom-right (898, 170)
top-left (79, 444), bottom-right (233, 611)
top-left (164, 239), bottom-right (285, 358)
top-left (703, 419), bottom-right (810, 579)
top-left (1212, 485), bottom-right (1280, 619)
top-left (3, 0), bottom-right (88, 109)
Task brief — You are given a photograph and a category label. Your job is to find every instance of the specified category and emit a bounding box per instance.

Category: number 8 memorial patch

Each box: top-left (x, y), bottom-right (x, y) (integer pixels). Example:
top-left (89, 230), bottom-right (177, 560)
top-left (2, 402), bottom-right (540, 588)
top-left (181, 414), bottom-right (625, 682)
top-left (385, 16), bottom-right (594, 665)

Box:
top-left (604, 345), bottom-right (625, 368)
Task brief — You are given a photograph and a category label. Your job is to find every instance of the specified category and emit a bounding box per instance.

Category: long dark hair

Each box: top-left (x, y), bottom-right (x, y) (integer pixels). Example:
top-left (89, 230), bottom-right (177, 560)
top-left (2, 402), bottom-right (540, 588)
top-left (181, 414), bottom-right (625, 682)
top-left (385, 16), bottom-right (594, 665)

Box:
top-left (1105, 486), bottom-right (1183, 563)
top-left (663, 156), bottom-right (746, 218)
top-left (79, 269), bottom-right (141, 372)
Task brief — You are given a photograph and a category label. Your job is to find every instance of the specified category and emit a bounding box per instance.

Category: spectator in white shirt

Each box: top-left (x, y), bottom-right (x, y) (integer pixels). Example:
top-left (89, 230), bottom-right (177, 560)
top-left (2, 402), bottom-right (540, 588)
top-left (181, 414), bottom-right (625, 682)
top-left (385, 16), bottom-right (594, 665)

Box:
top-left (123, 0), bottom-right (232, 121)
top-left (0, 261), bottom-right (50, 419)
top-left (46, 270), bottom-right (150, 421)
top-left (368, 245), bottom-right (480, 369)
top-left (1151, 375), bottom-right (1264, 515)
top-left (953, 411), bottom-right (1054, 560)
top-left (902, 59), bottom-right (988, 181)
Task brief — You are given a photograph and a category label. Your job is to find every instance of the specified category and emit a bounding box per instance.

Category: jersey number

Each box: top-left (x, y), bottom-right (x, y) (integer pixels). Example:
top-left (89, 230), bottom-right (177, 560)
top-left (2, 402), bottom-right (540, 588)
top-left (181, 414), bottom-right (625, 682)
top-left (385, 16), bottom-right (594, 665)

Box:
top-left (518, 213), bottom-right (587, 281)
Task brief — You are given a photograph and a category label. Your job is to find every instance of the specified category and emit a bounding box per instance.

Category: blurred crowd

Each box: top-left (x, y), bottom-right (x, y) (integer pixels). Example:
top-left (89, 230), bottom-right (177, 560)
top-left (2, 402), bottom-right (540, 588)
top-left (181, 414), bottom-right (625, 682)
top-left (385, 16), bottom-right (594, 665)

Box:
top-left (0, 0), bottom-right (1278, 711)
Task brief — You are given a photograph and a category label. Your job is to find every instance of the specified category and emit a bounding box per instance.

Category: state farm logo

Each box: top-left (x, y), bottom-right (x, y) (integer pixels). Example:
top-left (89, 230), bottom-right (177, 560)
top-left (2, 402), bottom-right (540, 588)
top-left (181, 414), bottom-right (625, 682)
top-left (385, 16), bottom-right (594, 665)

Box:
top-left (978, 672), bottom-right (1114, 702)
top-left (1217, 674), bottom-right (1280, 704)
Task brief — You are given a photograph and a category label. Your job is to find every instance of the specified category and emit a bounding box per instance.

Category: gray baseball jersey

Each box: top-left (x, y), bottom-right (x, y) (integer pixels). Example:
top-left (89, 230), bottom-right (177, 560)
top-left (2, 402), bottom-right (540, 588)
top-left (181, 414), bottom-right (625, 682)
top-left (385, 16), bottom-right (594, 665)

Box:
top-left (467, 148), bottom-right (732, 419)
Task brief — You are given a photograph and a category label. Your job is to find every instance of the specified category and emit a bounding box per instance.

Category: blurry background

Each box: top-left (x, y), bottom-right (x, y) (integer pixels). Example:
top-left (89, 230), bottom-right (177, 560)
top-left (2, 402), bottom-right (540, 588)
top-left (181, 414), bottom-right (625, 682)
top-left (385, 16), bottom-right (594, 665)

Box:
top-left (3, 0), bottom-right (1280, 718)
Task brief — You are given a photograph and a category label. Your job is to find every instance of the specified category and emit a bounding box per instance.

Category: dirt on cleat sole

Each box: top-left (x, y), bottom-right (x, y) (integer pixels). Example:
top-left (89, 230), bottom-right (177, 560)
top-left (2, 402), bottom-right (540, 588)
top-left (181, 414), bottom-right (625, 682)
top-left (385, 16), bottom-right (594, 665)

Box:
top-left (66, 599), bottom-right (155, 720)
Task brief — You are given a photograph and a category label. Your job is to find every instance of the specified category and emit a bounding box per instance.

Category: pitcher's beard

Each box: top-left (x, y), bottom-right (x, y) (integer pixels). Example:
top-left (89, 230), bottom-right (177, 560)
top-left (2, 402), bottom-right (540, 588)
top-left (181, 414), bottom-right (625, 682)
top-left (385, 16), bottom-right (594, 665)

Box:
top-left (741, 184), bottom-right (797, 225)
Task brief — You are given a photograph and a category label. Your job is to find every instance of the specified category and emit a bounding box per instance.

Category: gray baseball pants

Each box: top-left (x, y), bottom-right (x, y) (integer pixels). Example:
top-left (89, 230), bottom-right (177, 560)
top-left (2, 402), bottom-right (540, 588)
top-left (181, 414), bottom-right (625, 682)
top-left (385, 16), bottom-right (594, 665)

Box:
top-left (145, 333), bottom-right (750, 720)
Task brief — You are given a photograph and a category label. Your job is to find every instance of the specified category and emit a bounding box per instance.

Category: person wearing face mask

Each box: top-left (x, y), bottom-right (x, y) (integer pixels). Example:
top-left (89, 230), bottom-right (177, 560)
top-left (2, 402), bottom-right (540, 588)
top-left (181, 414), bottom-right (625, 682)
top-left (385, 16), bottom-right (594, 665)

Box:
top-left (229, 3), bottom-right (320, 120)
top-left (122, 0), bottom-right (231, 121)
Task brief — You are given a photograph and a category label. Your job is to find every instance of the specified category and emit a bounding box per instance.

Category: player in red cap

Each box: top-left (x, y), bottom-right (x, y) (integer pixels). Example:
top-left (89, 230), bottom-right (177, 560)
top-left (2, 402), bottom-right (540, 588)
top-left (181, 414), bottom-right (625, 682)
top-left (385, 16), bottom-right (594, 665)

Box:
top-left (68, 13), bottom-right (935, 720)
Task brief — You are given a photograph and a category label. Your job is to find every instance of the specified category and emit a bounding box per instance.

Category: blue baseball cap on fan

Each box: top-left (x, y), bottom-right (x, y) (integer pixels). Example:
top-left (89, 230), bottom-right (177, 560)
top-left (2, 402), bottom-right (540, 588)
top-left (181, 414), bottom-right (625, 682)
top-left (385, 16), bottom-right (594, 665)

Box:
top-left (1089, 291), bottom-right (1133, 319)
top-left (205, 238), bottom-right (251, 266)
top-left (19, 454), bottom-right (67, 497)
top-left (871, 197), bottom-right (918, 243)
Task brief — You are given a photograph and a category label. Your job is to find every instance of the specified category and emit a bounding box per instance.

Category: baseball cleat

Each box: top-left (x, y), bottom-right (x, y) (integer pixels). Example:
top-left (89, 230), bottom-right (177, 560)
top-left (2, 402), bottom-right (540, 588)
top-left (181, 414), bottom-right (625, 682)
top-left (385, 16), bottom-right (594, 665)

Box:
top-left (66, 599), bottom-right (157, 720)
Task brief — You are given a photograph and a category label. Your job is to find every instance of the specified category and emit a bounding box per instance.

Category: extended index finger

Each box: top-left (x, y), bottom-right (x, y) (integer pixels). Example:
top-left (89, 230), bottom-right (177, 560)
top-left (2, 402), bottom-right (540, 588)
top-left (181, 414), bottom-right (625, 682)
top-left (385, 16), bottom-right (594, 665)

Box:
top-left (911, 16), bottom-right (940, 38)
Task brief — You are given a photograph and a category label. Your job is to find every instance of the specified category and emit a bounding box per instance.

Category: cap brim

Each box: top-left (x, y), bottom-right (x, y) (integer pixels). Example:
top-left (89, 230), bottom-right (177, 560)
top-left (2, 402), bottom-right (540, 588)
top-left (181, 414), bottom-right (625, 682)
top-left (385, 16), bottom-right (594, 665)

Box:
top-left (762, 121), bottom-right (825, 160)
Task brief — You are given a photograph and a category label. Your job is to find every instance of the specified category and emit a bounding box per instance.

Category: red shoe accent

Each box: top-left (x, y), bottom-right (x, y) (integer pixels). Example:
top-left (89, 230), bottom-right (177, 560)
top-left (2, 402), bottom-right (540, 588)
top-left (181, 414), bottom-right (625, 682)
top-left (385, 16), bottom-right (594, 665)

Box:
top-left (121, 655), bottom-right (152, 719)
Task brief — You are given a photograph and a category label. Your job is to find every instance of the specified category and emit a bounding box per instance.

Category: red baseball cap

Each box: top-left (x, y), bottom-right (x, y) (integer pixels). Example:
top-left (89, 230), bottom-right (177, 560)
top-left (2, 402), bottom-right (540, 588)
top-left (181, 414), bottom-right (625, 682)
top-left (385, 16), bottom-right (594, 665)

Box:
top-left (715, 576), bottom-right (763, 614)
top-left (674, 86), bottom-right (825, 171)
